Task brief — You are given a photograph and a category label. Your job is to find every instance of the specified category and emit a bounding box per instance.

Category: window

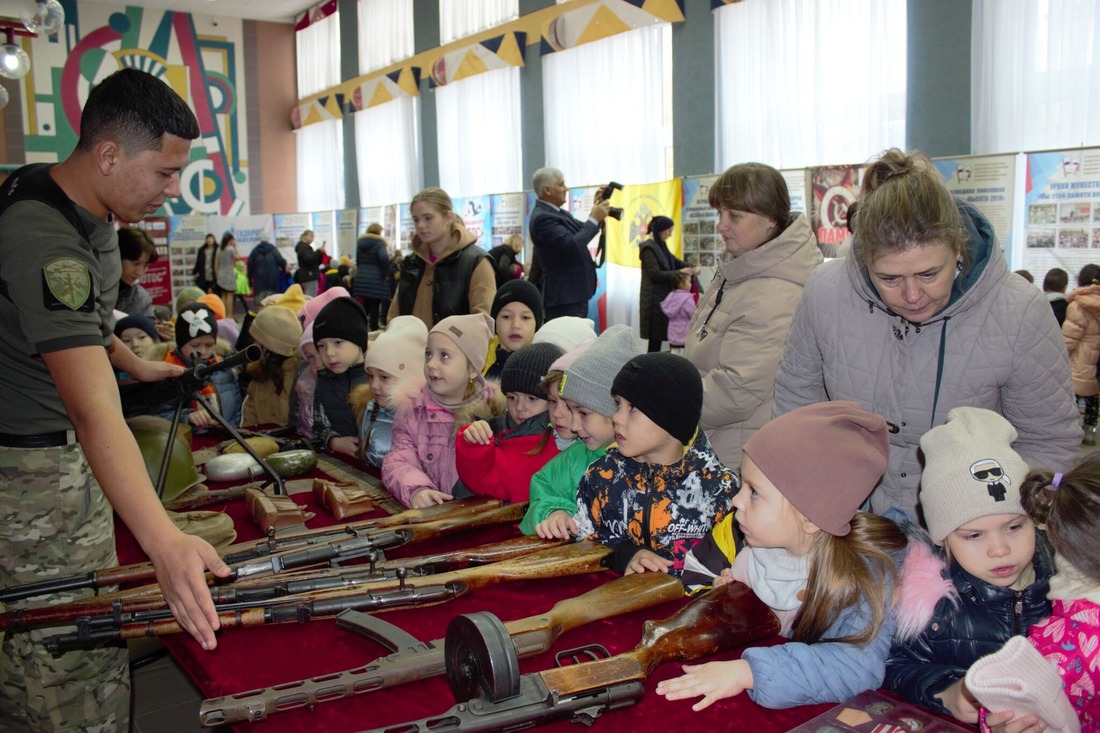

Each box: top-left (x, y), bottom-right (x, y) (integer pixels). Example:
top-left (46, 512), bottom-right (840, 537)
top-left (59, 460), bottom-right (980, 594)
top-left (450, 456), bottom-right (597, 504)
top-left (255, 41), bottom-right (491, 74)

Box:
top-left (296, 8), bottom-right (341, 98)
top-left (439, 0), bottom-right (518, 45)
top-left (714, 0), bottom-right (907, 169)
top-left (358, 0), bottom-right (414, 74)
top-left (297, 119), bottom-right (345, 211)
top-left (355, 96), bottom-right (422, 207)
top-left (972, 0), bottom-right (1100, 152)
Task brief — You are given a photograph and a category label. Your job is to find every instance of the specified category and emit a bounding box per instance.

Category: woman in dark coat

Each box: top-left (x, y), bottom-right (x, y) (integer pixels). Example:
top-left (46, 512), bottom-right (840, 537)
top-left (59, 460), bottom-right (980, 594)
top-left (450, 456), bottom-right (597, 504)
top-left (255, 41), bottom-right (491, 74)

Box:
top-left (638, 215), bottom-right (696, 352)
top-left (192, 233), bottom-right (218, 293)
top-left (352, 223), bottom-right (392, 332)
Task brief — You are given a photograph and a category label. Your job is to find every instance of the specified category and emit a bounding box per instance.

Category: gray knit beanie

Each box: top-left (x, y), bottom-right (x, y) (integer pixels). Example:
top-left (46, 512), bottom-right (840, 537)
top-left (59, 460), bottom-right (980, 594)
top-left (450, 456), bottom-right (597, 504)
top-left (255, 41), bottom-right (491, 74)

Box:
top-left (559, 325), bottom-right (645, 417)
top-left (919, 407), bottom-right (1030, 544)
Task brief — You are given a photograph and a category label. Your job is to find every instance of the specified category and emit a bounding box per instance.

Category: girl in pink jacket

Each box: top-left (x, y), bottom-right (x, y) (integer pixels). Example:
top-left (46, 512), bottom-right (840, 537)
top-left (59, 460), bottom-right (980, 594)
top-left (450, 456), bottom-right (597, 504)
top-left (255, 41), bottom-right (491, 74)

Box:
top-left (382, 313), bottom-right (497, 508)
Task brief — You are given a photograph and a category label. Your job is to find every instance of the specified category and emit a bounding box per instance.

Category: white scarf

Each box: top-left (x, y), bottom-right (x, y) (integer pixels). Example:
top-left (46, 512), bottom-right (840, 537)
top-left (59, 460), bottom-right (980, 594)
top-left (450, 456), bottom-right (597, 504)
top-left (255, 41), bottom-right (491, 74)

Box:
top-left (745, 546), bottom-right (810, 612)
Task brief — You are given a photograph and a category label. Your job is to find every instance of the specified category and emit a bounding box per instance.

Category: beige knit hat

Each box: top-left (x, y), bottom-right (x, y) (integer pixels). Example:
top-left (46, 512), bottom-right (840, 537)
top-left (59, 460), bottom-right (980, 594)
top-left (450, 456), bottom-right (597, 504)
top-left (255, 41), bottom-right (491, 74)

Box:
top-left (364, 316), bottom-right (428, 382)
top-left (429, 313), bottom-right (495, 374)
top-left (249, 306), bottom-right (303, 357)
top-left (919, 407), bottom-right (1030, 544)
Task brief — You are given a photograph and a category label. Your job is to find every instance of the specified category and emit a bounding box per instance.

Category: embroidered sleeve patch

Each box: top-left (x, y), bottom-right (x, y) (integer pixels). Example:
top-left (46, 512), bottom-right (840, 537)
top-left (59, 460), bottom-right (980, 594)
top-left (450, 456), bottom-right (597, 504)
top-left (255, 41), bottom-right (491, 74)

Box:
top-left (42, 257), bottom-right (94, 312)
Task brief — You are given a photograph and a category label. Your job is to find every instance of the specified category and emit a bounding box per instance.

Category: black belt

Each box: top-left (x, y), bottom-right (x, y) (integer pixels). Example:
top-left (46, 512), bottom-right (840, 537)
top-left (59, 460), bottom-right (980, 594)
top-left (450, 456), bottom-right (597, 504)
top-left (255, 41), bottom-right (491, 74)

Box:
top-left (0, 430), bottom-right (77, 448)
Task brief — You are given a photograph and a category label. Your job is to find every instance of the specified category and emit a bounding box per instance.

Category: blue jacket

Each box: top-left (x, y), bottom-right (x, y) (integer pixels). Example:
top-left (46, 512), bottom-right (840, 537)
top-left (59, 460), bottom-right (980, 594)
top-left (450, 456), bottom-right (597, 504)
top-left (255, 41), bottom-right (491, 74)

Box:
top-left (884, 532), bottom-right (1054, 714)
top-left (352, 234), bottom-right (392, 301)
top-left (247, 242), bottom-right (287, 298)
top-left (357, 398), bottom-right (395, 467)
top-left (528, 200), bottom-right (598, 309)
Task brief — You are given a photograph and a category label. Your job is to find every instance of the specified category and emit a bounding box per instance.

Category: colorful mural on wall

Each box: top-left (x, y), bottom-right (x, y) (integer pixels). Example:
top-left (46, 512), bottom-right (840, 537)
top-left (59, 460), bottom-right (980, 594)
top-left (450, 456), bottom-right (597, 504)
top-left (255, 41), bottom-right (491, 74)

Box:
top-left (21, 1), bottom-right (250, 216)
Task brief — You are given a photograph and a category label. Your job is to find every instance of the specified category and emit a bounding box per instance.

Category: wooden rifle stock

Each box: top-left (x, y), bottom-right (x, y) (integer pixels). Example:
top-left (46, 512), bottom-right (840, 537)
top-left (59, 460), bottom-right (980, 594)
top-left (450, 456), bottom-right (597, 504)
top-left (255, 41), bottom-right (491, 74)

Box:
top-left (197, 573), bottom-right (684, 727)
top-left (537, 580), bottom-right (780, 696)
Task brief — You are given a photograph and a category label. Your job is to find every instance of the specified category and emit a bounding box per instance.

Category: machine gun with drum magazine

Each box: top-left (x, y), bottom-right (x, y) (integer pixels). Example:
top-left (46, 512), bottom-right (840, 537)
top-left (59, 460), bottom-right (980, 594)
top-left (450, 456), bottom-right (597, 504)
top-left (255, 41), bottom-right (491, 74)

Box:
top-left (198, 572), bottom-right (685, 726)
top-left (362, 581), bottom-right (779, 733)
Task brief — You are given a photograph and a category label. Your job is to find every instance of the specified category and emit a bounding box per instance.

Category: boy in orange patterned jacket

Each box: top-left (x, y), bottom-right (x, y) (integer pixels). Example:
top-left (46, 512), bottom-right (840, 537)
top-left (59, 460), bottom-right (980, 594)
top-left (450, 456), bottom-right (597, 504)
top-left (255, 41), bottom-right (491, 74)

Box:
top-left (573, 352), bottom-right (738, 578)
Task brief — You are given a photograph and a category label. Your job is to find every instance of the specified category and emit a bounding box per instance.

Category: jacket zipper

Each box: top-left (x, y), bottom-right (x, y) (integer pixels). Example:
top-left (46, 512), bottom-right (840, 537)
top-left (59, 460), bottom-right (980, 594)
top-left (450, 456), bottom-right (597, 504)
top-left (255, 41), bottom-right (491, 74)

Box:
top-left (640, 465), bottom-right (653, 548)
top-left (1012, 590), bottom-right (1024, 635)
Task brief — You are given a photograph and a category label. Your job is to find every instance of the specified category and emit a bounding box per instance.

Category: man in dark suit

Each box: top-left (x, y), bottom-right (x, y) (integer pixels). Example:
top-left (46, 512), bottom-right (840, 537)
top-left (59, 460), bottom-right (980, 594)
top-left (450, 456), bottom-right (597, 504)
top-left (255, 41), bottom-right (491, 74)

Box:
top-left (528, 167), bottom-right (610, 320)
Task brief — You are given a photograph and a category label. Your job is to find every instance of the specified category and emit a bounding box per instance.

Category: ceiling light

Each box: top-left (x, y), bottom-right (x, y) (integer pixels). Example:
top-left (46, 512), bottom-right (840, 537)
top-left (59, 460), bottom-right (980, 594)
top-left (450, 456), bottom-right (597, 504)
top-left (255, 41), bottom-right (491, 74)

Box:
top-left (22, 0), bottom-right (65, 37)
top-left (0, 30), bottom-right (30, 80)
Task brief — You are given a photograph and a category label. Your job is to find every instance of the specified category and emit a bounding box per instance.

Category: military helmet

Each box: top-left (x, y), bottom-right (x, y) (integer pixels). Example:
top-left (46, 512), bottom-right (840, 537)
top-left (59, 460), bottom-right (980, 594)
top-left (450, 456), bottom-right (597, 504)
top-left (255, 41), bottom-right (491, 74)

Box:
top-left (174, 285), bottom-right (205, 317)
top-left (127, 416), bottom-right (203, 503)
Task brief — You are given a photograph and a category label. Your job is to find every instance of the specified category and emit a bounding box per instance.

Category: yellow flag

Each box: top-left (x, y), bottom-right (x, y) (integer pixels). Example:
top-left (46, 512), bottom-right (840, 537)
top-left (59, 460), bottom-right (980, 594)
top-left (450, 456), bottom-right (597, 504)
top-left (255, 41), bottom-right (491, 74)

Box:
top-left (603, 179), bottom-right (683, 268)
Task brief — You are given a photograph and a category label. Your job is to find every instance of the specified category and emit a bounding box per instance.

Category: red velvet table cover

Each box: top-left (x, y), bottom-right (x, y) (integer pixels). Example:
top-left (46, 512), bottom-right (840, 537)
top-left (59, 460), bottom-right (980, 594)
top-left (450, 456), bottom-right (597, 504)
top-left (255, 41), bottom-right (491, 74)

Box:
top-left (115, 464), bottom-right (836, 733)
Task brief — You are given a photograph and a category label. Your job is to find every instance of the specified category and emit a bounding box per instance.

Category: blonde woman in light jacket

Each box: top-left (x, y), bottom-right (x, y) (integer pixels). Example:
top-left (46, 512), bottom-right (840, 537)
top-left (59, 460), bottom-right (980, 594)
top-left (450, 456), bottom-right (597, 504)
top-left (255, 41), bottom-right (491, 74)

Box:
top-left (683, 163), bottom-right (823, 471)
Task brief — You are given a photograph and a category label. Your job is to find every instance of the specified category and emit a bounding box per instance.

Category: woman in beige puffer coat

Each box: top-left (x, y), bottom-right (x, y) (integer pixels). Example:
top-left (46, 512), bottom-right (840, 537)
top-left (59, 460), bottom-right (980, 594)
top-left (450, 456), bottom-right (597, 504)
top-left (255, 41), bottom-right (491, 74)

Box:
top-left (1062, 263), bottom-right (1100, 444)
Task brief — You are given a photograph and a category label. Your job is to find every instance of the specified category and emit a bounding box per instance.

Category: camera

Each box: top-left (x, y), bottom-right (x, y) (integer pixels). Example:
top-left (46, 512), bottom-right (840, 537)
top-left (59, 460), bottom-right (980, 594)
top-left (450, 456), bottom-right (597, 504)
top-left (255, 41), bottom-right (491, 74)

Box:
top-left (600, 181), bottom-right (624, 220)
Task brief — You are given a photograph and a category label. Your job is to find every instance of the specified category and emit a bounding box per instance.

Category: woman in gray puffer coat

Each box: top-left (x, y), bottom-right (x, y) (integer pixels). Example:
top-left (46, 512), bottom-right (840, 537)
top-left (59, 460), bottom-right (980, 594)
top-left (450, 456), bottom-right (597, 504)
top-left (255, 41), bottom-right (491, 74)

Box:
top-left (774, 149), bottom-right (1080, 520)
top-left (683, 163), bottom-right (823, 470)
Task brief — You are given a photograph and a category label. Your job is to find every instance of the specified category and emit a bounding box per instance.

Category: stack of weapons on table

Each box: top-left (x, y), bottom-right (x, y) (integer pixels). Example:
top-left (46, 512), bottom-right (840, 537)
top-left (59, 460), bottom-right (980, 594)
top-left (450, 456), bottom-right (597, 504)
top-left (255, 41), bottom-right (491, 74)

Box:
top-left (0, 497), bottom-right (781, 731)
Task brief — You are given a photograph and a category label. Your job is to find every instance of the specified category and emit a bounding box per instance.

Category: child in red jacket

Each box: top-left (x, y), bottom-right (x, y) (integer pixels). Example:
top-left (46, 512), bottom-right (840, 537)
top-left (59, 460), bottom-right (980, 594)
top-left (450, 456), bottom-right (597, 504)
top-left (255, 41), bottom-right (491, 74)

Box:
top-left (455, 342), bottom-right (563, 503)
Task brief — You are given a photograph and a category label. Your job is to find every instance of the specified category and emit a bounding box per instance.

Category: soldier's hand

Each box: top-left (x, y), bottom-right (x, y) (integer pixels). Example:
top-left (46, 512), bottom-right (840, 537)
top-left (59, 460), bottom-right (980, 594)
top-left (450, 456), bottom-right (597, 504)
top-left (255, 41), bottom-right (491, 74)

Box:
top-left (148, 530), bottom-right (231, 651)
top-left (129, 358), bottom-right (186, 383)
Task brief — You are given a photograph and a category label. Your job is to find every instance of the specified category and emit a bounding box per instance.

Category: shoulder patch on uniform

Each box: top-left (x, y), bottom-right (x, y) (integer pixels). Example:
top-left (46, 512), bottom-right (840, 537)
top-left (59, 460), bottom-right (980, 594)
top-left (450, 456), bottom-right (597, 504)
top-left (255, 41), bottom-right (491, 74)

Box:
top-left (43, 257), bottom-right (94, 312)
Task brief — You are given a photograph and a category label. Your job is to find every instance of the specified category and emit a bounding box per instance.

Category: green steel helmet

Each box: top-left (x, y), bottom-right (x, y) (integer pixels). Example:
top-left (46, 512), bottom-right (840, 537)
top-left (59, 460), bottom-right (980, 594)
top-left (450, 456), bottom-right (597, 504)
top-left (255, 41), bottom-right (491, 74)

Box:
top-left (127, 416), bottom-right (202, 503)
top-left (174, 286), bottom-right (205, 316)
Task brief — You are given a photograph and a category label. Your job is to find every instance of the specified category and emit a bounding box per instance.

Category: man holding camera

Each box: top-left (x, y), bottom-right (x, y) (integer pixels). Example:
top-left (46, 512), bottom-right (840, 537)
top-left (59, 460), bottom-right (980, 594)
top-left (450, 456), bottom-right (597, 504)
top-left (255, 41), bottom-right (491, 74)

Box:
top-left (529, 167), bottom-right (610, 320)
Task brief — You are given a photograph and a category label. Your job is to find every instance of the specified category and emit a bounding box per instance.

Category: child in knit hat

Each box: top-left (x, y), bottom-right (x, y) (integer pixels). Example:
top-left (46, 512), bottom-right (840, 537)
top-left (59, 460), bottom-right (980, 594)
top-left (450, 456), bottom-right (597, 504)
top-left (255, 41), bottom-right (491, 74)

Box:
top-left (456, 341), bottom-right (563, 503)
top-left (658, 401), bottom-right (906, 710)
top-left (483, 280), bottom-right (544, 381)
top-left (161, 302), bottom-right (242, 429)
top-left (242, 305), bottom-right (303, 427)
top-left (885, 407), bottom-right (1054, 724)
top-left (573, 352), bottom-right (738, 577)
top-left (382, 313), bottom-right (498, 508)
top-left (351, 316), bottom-right (428, 467)
top-left (114, 314), bottom-right (159, 359)
top-left (311, 297), bottom-right (370, 456)
top-left (964, 453), bottom-right (1100, 733)
top-left (522, 327), bottom-right (642, 538)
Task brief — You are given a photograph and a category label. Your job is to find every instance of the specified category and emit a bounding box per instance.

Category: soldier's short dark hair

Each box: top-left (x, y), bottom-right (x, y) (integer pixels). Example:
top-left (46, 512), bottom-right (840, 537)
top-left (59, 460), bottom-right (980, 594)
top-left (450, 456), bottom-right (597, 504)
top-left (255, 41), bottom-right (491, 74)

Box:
top-left (77, 68), bottom-right (200, 153)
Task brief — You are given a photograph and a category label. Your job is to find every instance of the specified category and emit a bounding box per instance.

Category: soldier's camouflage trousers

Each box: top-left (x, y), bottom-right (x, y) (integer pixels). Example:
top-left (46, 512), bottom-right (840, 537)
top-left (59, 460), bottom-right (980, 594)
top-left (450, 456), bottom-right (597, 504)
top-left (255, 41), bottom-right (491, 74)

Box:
top-left (0, 444), bottom-right (130, 733)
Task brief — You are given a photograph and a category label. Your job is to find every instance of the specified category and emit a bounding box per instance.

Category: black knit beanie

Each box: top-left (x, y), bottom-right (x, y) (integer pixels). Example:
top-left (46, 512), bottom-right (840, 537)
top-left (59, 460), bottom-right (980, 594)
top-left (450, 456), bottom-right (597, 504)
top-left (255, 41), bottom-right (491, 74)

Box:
top-left (611, 352), bottom-right (702, 446)
top-left (175, 302), bottom-right (218, 349)
top-left (501, 342), bottom-right (564, 397)
top-left (312, 296), bottom-right (369, 349)
top-left (491, 279), bottom-right (545, 330)
top-left (115, 314), bottom-right (159, 342)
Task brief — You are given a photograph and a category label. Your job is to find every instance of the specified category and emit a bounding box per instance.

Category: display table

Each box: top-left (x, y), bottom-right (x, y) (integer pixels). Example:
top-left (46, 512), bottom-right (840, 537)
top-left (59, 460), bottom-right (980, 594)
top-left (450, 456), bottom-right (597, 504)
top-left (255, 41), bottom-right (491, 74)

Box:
top-left (115, 457), bottom-right (836, 733)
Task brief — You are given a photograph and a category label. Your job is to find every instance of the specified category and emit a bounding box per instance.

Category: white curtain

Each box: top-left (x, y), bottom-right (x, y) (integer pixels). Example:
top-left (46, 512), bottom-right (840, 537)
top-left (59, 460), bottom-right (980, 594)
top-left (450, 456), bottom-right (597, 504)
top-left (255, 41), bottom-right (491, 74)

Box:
top-left (358, 0), bottom-right (414, 74)
top-left (714, 0), bottom-right (906, 170)
top-left (436, 66), bottom-right (522, 199)
top-left (439, 0), bottom-right (518, 44)
top-left (355, 96), bottom-right (422, 207)
top-left (544, 25), bottom-right (673, 330)
top-left (972, 0), bottom-right (1100, 153)
top-left (297, 119), bottom-right (346, 212)
top-left (296, 10), bottom-right (341, 98)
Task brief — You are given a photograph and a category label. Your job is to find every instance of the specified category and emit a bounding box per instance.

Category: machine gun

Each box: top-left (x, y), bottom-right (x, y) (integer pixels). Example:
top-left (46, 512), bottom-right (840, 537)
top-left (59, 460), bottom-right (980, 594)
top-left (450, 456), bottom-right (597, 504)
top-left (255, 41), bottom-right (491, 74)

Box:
top-left (362, 581), bottom-right (780, 733)
top-left (39, 541), bottom-right (613, 653)
top-left (198, 572), bottom-right (684, 726)
top-left (0, 497), bottom-right (514, 605)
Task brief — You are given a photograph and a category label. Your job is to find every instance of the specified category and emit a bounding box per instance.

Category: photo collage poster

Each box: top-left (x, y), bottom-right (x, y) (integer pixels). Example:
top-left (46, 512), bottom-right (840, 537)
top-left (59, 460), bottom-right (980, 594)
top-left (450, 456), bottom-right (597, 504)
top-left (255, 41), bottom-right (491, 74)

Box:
top-left (1022, 147), bottom-right (1100, 282)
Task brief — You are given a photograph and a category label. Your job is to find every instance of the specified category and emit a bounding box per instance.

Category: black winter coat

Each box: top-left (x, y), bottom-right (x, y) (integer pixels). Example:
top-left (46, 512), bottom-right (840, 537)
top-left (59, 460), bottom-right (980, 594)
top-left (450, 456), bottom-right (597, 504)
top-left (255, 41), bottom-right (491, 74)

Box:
top-left (352, 234), bottom-right (392, 301)
top-left (884, 533), bottom-right (1055, 714)
top-left (638, 237), bottom-right (687, 341)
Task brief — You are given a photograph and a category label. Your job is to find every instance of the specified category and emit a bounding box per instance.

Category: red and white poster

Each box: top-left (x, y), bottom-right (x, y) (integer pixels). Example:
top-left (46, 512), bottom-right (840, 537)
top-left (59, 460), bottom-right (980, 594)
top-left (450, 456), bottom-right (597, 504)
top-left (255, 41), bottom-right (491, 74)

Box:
top-left (135, 217), bottom-right (172, 306)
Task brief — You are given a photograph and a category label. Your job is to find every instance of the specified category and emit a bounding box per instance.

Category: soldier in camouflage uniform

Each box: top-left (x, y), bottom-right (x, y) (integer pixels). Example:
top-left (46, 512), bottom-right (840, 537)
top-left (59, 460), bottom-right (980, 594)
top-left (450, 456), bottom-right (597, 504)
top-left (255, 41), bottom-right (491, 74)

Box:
top-left (0, 69), bottom-right (230, 732)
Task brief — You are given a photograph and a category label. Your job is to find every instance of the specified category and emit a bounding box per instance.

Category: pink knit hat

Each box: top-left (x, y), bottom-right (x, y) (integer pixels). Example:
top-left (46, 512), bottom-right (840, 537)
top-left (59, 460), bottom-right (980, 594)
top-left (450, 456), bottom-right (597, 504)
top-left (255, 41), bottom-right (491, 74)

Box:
top-left (742, 401), bottom-right (889, 536)
top-left (299, 286), bottom-right (351, 328)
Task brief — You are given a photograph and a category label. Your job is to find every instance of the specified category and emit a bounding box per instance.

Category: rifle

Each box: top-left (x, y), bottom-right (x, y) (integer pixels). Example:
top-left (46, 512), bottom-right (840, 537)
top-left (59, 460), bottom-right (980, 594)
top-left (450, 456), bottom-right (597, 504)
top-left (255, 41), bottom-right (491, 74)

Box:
top-left (1, 535), bottom-right (560, 633)
top-left (0, 497), bottom-right (512, 604)
top-left (40, 541), bottom-right (613, 653)
top-left (198, 572), bottom-right (684, 726)
top-left (362, 581), bottom-right (780, 733)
